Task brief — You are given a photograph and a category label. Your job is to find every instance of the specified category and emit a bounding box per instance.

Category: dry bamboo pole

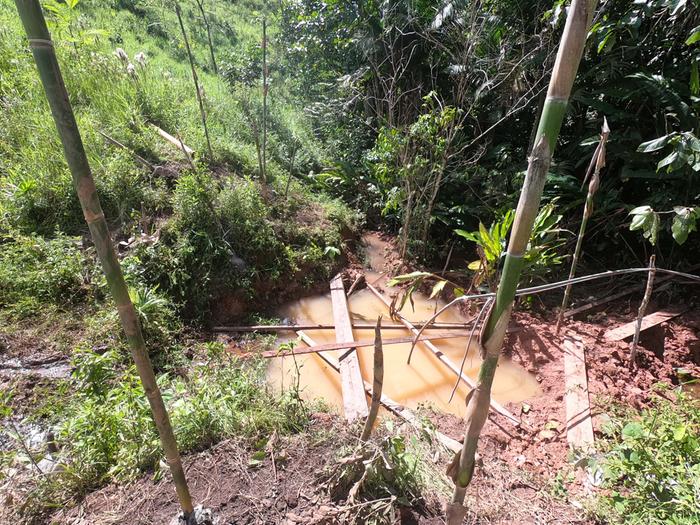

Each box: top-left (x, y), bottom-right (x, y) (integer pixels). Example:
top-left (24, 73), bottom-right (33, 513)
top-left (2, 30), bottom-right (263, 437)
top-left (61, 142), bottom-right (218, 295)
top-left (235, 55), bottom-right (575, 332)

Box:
top-left (194, 0), bottom-right (218, 74)
top-left (260, 18), bottom-right (268, 184)
top-left (629, 255), bottom-right (656, 368)
top-left (13, 0), bottom-right (194, 516)
top-left (296, 331), bottom-right (462, 453)
top-left (360, 317), bottom-right (384, 441)
top-left (175, 3), bottom-right (214, 161)
top-left (212, 322), bottom-right (473, 332)
top-left (555, 118), bottom-right (610, 332)
top-left (446, 1), bottom-right (598, 522)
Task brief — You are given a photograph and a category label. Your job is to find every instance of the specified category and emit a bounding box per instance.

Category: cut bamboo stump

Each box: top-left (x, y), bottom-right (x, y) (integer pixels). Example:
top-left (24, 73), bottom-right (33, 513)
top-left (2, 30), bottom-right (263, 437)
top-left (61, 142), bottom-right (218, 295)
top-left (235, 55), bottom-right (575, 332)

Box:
top-left (297, 331), bottom-right (462, 453)
top-left (330, 274), bottom-right (368, 422)
top-left (604, 308), bottom-right (687, 342)
top-left (563, 336), bottom-right (594, 450)
top-left (365, 283), bottom-right (520, 427)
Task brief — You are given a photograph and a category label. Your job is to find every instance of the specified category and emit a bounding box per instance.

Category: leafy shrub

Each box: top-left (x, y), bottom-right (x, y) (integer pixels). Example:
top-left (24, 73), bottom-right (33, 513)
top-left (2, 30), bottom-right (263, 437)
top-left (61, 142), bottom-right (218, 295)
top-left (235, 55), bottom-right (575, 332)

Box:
top-left (58, 344), bottom-right (309, 486)
top-left (0, 233), bottom-right (92, 314)
top-left (593, 390), bottom-right (700, 525)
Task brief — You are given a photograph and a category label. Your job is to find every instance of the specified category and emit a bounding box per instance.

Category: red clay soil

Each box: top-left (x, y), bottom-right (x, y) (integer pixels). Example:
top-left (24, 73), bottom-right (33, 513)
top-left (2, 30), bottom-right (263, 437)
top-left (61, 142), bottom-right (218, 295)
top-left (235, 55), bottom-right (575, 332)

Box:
top-left (431, 304), bottom-right (700, 482)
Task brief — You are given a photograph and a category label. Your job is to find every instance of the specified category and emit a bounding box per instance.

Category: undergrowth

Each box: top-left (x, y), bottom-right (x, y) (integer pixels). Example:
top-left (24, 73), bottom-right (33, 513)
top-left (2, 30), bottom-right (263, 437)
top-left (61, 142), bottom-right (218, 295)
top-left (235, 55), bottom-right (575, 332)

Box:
top-left (592, 386), bottom-right (700, 525)
top-left (2, 342), bottom-right (309, 523)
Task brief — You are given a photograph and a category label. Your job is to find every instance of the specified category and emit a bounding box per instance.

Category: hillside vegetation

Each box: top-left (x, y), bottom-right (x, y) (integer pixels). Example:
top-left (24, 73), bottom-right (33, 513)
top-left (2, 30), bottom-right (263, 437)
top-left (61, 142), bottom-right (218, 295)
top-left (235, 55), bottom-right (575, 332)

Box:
top-left (0, 0), bottom-right (698, 524)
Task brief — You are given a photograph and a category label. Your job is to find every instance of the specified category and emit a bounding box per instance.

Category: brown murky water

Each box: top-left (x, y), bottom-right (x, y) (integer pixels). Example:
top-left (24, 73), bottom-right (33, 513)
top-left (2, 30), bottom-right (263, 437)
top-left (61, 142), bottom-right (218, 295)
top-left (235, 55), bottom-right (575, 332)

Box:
top-left (267, 285), bottom-right (541, 418)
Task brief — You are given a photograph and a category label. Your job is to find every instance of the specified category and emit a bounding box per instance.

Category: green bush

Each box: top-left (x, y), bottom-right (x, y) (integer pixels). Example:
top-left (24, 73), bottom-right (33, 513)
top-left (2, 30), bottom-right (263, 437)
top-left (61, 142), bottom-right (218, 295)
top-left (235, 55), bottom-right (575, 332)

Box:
top-left (58, 343), bottom-right (308, 487)
top-left (0, 233), bottom-right (92, 314)
top-left (594, 389), bottom-right (700, 525)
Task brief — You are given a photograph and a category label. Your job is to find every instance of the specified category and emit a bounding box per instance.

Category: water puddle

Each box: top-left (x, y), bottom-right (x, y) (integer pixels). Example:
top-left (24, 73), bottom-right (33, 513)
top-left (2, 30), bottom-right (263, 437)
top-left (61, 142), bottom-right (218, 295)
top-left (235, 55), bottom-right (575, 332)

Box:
top-left (0, 358), bottom-right (71, 379)
top-left (267, 287), bottom-right (541, 419)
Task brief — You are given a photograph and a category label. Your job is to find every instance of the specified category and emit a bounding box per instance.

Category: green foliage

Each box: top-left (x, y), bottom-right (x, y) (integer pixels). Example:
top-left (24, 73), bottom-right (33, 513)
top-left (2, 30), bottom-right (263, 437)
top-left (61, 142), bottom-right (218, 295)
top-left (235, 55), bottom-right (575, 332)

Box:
top-left (456, 202), bottom-right (565, 287)
top-left (594, 391), bottom-right (700, 524)
top-left (629, 205), bottom-right (699, 246)
top-left (55, 344), bottom-right (309, 491)
top-left (0, 232), bottom-right (92, 315)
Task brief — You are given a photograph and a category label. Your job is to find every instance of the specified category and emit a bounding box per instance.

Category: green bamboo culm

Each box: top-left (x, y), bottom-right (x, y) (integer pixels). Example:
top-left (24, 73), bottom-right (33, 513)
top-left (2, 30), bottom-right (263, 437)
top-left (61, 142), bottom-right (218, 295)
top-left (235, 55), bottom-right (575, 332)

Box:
top-left (445, 0), bottom-right (599, 522)
top-left (13, 0), bottom-right (195, 517)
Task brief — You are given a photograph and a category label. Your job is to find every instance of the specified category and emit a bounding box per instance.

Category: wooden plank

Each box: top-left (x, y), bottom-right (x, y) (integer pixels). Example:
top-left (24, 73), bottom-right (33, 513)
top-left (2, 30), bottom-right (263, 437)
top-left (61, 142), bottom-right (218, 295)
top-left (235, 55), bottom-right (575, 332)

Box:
top-left (563, 336), bottom-right (594, 450)
top-left (297, 331), bottom-right (461, 453)
top-left (150, 124), bottom-right (194, 156)
top-left (330, 274), bottom-right (368, 421)
top-left (242, 331), bottom-right (470, 359)
top-left (604, 308), bottom-right (687, 341)
top-left (365, 282), bottom-right (521, 427)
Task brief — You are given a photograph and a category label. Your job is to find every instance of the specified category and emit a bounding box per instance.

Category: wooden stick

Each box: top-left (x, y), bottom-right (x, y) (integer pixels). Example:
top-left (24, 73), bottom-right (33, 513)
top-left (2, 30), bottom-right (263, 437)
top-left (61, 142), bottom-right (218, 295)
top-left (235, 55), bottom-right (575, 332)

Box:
top-left (241, 331), bottom-right (470, 359)
top-left (98, 131), bottom-right (154, 170)
top-left (296, 331), bottom-right (462, 453)
top-left (365, 283), bottom-right (520, 426)
top-left (361, 317), bottom-right (384, 441)
top-left (175, 3), bottom-right (213, 160)
top-left (630, 255), bottom-right (656, 368)
top-left (212, 322), bottom-right (473, 332)
top-left (561, 262), bottom-right (700, 319)
top-left (151, 123), bottom-right (194, 156)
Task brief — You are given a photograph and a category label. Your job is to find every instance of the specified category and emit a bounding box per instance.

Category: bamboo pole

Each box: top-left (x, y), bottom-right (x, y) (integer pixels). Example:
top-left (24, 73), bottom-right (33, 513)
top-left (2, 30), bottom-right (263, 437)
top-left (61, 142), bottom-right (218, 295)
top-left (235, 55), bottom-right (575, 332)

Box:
top-left (361, 317), bottom-right (384, 441)
top-left (13, 0), bottom-right (194, 516)
top-left (212, 322), bottom-right (472, 332)
top-left (194, 0), bottom-right (218, 74)
top-left (366, 283), bottom-right (520, 426)
top-left (629, 255), bottom-right (656, 368)
top-left (555, 118), bottom-right (609, 332)
top-left (261, 17), bottom-right (268, 184)
top-left (446, 1), bottom-right (598, 522)
top-left (175, 3), bottom-right (214, 161)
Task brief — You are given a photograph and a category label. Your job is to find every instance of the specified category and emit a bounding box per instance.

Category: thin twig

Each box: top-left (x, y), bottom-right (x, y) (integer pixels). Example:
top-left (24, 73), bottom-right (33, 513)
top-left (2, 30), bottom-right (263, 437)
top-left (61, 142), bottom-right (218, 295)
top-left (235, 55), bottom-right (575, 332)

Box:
top-left (630, 255), bottom-right (656, 369)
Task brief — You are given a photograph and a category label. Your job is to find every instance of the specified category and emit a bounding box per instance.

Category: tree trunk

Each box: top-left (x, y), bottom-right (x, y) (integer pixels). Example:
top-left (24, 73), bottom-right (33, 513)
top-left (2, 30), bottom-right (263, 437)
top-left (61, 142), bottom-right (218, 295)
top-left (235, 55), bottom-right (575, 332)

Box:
top-left (13, 0), bottom-right (194, 517)
top-left (446, 0), bottom-right (599, 521)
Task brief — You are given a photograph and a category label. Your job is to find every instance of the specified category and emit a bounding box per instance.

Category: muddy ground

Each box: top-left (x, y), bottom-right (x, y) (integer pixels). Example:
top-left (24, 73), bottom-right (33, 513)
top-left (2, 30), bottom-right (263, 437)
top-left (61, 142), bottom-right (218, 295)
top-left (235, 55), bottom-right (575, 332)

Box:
top-left (2, 232), bottom-right (699, 524)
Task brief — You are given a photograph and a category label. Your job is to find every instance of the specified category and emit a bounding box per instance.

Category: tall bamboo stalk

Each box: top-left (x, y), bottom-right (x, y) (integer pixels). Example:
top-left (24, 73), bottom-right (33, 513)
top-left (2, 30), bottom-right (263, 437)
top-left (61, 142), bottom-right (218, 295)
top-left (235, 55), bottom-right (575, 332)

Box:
top-left (194, 0), bottom-right (218, 74)
top-left (446, 1), bottom-right (598, 522)
top-left (176, 3), bottom-right (214, 161)
top-left (261, 17), bottom-right (268, 184)
top-left (555, 117), bottom-right (610, 332)
top-left (13, 0), bottom-right (194, 516)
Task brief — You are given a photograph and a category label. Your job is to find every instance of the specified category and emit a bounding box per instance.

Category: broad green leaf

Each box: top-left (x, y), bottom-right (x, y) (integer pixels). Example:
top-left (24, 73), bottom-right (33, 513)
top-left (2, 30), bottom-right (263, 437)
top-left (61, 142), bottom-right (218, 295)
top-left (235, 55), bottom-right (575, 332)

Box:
top-left (428, 279), bottom-right (447, 299)
top-left (386, 271), bottom-right (432, 287)
top-left (657, 151), bottom-right (679, 171)
top-left (622, 422), bottom-right (643, 439)
top-left (637, 135), bottom-right (671, 153)
top-left (673, 425), bottom-right (687, 441)
top-left (687, 26), bottom-right (700, 45)
top-left (629, 205), bottom-right (653, 217)
top-left (671, 207), bottom-right (698, 245)
top-left (468, 260), bottom-right (483, 271)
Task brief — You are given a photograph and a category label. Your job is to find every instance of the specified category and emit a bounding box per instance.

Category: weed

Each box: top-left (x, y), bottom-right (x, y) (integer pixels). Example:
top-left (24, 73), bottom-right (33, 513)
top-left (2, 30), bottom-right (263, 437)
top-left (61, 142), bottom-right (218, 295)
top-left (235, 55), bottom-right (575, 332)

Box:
top-left (592, 388), bottom-right (700, 525)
